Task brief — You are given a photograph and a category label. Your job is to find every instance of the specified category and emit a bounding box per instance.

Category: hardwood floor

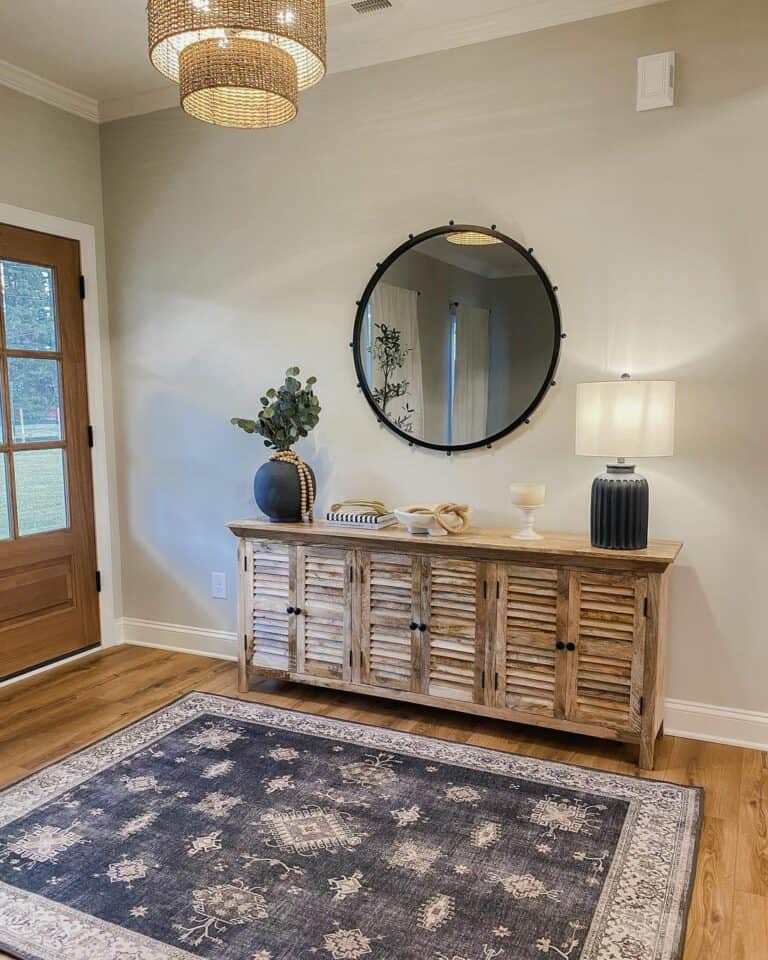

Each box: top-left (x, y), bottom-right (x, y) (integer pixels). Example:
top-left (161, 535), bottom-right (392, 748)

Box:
top-left (0, 644), bottom-right (765, 960)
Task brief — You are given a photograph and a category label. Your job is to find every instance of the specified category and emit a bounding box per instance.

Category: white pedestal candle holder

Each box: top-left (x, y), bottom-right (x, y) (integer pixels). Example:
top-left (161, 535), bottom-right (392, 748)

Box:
top-left (509, 483), bottom-right (546, 540)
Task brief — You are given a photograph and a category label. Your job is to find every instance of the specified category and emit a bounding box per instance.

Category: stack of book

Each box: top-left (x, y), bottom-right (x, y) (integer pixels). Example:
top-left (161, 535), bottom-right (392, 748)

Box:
top-left (325, 500), bottom-right (397, 529)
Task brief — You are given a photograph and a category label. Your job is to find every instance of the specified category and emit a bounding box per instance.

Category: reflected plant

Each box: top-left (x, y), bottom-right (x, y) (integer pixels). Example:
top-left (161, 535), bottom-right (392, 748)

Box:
top-left (370, 323), bottom-right (414, 433)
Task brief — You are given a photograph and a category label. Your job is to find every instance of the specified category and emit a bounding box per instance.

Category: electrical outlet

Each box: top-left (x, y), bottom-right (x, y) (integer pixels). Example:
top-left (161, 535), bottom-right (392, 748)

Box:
top-left (211, 572), bottom-right (227, 600)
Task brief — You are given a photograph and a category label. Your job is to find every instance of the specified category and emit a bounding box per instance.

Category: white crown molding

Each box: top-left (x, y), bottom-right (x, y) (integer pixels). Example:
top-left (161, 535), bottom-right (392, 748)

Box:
top-left (0, 57), bottom-right (99, 122)
top-left (1, 0), bottom-right (669, 125)
top-left (99, 85), bottom-right (178, 124)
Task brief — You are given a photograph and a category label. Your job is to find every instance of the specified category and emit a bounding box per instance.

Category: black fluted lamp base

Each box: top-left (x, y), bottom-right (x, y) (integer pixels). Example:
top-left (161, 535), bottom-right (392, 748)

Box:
top-left (591, 463), bottom-right (649, 550)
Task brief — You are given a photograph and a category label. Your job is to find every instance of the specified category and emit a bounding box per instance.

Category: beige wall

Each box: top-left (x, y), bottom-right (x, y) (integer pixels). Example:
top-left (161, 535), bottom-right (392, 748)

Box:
top-left (101, 0), bottom-right (768, 715)
top-left (0, 85), bottom-right (103, 227)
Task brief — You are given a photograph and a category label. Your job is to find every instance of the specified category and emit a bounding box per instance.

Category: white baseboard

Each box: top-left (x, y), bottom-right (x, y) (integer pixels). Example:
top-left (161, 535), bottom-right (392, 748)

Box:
top-left (117, 618), bottom-right (767, 752)
top-left (664, 698), bottom-right (768, 752)
top-left (119, 617), bottom-right (238, 662)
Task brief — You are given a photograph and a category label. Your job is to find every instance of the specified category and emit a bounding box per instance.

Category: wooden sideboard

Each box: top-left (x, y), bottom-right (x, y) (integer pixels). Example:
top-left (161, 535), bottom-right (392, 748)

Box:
top-left (229, 520), bottom-right (682, 769)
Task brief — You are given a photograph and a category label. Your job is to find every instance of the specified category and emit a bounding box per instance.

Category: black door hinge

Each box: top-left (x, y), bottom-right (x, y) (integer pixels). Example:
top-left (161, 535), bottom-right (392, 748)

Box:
top-left (87, 424), bottom-right (94, 448)
top-left (244, 634), bottom-right (248, 651)
top-left (95, 570), bottom-right (102, 593)
top-left (639, 696), bottom-right (644, 715)
top-left (243, 553), bottom-right (248, 572)
top-left (481, 670), bottom-right (486, 689)
top-left (643, 597), bottom-right (649, 617)
top-left (79, 275), bottom-right (86, 299)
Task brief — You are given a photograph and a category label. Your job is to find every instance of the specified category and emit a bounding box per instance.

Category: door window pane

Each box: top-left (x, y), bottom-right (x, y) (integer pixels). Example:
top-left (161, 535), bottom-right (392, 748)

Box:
top-left (0, 456), bottom-right (10, 540)
top-left (14, 449), bottom-right (68, 535)
top-left (8, 357), bottom-right (63, 442)
top-left (0, 261), bottom-right (57, 352)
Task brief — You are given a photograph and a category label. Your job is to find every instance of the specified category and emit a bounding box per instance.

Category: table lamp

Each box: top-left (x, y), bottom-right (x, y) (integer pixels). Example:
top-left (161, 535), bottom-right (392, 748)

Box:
top-left (575, 375), bottom-right (676, 550)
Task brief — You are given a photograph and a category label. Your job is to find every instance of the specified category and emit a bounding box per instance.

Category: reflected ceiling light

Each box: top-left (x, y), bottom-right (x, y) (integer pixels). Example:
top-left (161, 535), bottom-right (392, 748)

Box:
top-left (147, 0), bottom-right (326, 128)
top-left (446, 232), bottom-right (503, 246)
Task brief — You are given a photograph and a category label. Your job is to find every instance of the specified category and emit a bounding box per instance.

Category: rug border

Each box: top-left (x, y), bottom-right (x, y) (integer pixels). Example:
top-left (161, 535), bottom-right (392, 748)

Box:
top-left (0, 689), bottom-right (703, 960)
top-left (1, 688), bottom-right (704, 798)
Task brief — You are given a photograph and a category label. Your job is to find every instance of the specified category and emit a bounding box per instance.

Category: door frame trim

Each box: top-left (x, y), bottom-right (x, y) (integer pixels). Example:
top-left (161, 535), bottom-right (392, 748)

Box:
top-left (0, 202), bottom-right (120, 660)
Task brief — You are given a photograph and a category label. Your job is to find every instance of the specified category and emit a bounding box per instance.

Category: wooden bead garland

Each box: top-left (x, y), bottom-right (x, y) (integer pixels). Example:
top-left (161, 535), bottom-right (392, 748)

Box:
top-left (270, 451), bottom-right (314, 522)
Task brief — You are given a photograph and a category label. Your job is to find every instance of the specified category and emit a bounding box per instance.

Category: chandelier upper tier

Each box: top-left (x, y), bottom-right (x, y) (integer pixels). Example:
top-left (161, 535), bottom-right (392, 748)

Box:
top-left (147, 0), bottom-right (327, 128)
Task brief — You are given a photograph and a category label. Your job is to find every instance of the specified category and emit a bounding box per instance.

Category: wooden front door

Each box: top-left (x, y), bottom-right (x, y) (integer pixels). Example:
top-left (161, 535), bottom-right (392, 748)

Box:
top-left (0, 223), bottom-right (99, 680)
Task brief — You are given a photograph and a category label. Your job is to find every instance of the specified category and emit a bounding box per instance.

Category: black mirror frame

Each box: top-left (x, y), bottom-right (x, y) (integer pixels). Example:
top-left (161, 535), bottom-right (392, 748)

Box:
top-left (352, 223), bottom-right (563, 454)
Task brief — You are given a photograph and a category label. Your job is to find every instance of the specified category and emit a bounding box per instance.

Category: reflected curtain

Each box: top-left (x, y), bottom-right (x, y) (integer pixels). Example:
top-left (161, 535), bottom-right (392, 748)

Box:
top-left (368, 283), bottom-right (424, 436)
top-left (452, 304), bottom-right (490, 444)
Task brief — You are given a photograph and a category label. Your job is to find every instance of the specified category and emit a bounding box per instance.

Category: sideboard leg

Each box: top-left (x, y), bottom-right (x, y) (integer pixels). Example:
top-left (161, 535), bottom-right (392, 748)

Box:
top-left (237, 657), bottom-right (249, 694)
top-left (639, 732), bottom-right (656, 771)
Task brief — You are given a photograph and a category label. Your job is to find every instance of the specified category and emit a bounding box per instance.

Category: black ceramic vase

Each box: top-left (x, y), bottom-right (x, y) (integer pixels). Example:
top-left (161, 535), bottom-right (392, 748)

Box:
top-left (590, 463), bottom-right (649, 550)
top-left (254, 458), bottom-right (316, 523)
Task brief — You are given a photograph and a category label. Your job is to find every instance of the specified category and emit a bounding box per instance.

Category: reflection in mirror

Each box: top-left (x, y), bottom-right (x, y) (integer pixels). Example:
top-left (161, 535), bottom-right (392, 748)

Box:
top-left (356, 230), bottom-right (559, 450)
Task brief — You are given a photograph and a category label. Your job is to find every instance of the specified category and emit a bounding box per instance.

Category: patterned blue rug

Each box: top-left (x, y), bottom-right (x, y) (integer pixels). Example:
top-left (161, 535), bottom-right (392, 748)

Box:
top-left (0, 693), bottom-right (700, 960)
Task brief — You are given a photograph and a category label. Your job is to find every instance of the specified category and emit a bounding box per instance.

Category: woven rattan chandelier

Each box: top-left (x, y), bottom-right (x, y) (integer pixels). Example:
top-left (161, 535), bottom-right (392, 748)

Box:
top-left (147, 0), bottom-right (326, 128)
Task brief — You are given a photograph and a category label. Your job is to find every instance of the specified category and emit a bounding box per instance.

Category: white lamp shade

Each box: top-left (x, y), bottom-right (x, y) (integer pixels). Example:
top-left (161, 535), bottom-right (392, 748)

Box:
top-left (575, 380), bottom-right (676, 458)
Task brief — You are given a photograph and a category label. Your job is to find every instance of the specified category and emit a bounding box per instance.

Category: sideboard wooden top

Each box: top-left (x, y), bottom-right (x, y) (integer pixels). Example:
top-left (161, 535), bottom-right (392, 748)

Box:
top-left (228, 519), bottom-right (682, 571)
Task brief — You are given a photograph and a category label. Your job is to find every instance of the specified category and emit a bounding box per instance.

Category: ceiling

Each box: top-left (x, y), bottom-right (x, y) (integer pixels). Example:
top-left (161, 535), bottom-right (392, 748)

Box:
top-left (0, 0), bottom-right (667, 123)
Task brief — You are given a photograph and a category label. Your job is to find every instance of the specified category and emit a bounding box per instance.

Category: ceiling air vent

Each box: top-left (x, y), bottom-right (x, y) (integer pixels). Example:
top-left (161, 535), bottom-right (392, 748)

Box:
top-left (351, 0), bottom-right (393, 13)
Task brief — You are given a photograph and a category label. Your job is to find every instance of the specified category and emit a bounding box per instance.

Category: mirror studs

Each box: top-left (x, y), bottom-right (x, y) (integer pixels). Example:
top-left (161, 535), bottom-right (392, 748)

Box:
top-left (353, 224), bottom-right (561, 454)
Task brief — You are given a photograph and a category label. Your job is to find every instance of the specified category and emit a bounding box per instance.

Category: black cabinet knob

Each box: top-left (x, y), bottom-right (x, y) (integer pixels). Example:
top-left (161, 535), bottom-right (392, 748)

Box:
top-left (555, 641), bottom-right (566, 650)
top-left (418, 623), bottom-right (427, 632)
top-left (286, 606), bottom-right (295, 614)
top-left (409, 621), bottom-right (418, 631)
top-left (294, 607), bottom-right (302, 616)
top-left (566, 642), bottom-right (576, 652)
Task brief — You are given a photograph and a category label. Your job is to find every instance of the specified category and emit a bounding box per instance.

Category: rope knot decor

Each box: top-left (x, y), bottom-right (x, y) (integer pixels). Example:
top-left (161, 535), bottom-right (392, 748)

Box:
top-left (400, 503), bottom-right (471, 534)
top-left (270, 451), bottom-right (315, 522)
top-left (433, 502), bottom-right (472, 534)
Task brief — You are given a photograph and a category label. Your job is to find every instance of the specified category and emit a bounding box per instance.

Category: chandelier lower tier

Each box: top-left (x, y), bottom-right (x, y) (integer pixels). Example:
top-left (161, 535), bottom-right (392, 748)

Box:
top-left (147, 0), bottom-right (326, 129)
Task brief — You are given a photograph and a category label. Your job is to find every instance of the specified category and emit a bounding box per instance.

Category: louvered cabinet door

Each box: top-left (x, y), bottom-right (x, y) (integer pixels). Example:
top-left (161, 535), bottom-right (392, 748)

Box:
top-left (360, 552), bottom-right (420, 692)
top-left (566, 572), bottom-right (647, 733)
top-left (296, 546), bottom-right (353, 681)
top-left (423, 558), bottom-right (484, 703)
top-left (494, 565), bottom-right (568, 718)
top-left (248, 540), bottom-right (295, 672)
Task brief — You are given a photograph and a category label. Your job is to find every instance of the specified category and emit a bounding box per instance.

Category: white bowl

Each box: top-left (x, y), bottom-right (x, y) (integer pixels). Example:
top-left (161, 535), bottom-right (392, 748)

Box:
top-left (394, 509), bottom-right (440, 536)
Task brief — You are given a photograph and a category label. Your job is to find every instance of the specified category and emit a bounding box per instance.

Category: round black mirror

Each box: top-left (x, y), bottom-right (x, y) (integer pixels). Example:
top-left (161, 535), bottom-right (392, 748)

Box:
top-left (353, 224), bottom-right (562, 452)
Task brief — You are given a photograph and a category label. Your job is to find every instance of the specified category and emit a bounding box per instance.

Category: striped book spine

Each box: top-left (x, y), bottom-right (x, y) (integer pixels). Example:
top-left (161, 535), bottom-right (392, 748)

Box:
top-left (326, 512), bottom-right (396, 527)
